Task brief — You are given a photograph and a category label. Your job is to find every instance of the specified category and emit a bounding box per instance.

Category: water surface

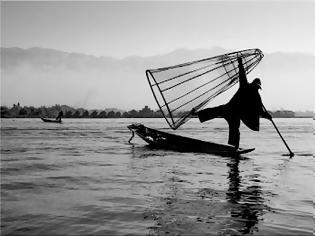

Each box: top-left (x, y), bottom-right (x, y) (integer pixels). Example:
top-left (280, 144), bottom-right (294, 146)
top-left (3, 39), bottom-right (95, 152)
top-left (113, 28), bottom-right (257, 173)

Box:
top-left (1, 118), bottom-right (313, 235)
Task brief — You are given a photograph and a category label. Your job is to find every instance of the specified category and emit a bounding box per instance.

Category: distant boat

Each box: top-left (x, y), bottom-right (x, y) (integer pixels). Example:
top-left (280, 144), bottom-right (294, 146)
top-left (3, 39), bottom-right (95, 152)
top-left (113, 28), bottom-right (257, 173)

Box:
top-left (41, 117), bottom-right (62, 123)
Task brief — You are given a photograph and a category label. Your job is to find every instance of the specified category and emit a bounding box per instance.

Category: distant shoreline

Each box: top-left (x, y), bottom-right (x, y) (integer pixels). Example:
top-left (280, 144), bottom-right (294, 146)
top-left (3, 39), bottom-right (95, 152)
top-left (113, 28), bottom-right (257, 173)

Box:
top-left (1, 117), bottom-right (313, 119)
top-left (1, 104), bottom-right (313, 119)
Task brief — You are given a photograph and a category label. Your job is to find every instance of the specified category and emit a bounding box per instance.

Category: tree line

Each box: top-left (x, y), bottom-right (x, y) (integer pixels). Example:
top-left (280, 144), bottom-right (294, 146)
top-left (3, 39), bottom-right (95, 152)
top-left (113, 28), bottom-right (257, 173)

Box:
top-left (0, 104), bottom-right (302, 119)
top-left (0, 104), bottom-right (165, 118)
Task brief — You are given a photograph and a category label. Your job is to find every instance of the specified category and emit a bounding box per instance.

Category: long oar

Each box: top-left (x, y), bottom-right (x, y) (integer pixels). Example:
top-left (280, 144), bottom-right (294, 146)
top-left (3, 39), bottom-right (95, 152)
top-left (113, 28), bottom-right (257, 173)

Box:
top-left (263, 106), bottom-right (294, 157)
top-left (270, 118), bottom-right (294, 157)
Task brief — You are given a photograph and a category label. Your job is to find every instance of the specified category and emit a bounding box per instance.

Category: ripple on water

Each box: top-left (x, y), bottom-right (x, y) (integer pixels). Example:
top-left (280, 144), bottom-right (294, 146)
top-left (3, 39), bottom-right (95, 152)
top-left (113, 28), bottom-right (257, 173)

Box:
top-left (1, 118), bottom-right (313, 235)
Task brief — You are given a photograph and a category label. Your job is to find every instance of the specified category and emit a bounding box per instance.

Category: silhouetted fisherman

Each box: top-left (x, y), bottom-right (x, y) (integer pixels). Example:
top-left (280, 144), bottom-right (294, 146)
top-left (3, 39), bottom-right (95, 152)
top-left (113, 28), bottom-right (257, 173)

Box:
top-left (194, 57), bottom-right (272, 149)
top-left (56, 110), bottom-right (63, 122)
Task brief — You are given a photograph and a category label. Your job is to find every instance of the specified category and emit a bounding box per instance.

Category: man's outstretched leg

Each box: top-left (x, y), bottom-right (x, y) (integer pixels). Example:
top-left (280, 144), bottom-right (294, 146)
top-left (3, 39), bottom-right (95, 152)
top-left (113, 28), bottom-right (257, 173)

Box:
top-left (196, 105), bottom-right (227, 123)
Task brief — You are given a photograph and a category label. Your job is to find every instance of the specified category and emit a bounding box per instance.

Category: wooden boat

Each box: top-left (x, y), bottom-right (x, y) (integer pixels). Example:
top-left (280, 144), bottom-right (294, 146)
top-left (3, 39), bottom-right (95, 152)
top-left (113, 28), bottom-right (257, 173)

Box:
top-left (128, 123), bottom-right (254, 156)
top-left (41, 117), bottom-right (62, 123)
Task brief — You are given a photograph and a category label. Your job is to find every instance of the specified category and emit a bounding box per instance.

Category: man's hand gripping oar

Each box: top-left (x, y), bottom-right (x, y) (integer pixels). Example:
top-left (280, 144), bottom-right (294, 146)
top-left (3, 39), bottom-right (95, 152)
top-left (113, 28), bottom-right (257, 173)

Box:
top-left (263, 105), bottom-right (294, 157)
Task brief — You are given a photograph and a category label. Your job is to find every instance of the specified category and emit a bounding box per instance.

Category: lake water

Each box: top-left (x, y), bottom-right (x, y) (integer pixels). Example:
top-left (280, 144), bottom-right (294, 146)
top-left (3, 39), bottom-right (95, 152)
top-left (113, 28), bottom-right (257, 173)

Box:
top-left (1, 118), bottom-right (313, 235)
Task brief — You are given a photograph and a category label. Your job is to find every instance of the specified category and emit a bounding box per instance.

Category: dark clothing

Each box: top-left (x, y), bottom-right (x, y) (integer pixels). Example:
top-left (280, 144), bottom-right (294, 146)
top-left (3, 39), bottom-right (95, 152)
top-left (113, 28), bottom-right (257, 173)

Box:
top-left (56, 111), bottom-right (63, 121)
top-left (197, 59), bottom-right (269, 148)
top-left (198, 105), bottom-right (241, 147)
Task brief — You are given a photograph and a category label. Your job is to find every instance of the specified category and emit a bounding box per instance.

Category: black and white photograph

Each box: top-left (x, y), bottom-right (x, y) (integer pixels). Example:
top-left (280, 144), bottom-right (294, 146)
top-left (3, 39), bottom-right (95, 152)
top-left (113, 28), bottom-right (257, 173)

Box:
top-left (1, 1), bottom-right (314, 235)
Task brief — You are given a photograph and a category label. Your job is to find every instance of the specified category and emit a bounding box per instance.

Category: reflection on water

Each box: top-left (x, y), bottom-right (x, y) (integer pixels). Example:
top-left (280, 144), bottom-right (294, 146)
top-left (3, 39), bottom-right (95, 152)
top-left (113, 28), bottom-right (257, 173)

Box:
top-left (1, 118), bottom-right (313, 235)
top-left (145, 156), bottom-right (267, 235)
top-left (226, 157), bottom-right (265, 235)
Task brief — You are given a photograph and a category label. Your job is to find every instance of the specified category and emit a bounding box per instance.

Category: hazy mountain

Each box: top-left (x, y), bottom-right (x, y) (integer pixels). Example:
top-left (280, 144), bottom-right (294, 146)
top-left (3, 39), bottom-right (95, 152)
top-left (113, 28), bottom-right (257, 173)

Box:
top-left (1, 47), bottom-right (314, 111)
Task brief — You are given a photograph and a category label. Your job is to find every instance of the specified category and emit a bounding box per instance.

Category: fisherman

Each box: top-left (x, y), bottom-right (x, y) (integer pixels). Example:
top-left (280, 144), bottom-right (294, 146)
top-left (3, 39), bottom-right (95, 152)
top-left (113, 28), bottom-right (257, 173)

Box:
top-left (56, 110), bottom-right (63, 122)
top-left (194, 57), bottom-right (272, 149)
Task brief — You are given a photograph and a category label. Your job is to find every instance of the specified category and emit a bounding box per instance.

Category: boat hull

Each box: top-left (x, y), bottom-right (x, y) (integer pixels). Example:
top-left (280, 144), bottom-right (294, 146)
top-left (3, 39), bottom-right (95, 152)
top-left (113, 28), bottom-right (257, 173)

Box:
top-left (128, 123), bottom-right (254, 156)
top-left (41, 118), bottom-right (62, 123)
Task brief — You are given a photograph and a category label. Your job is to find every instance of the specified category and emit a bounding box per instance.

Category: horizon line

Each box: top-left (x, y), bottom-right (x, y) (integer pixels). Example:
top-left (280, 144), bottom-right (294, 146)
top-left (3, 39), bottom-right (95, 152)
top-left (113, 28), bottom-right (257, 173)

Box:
top-left (1, 103), bottom-right (313, 113)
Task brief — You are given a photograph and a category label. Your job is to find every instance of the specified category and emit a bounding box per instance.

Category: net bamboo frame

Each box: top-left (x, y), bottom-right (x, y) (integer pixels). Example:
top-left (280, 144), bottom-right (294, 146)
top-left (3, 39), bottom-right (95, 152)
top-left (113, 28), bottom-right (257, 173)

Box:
top-left (146, 48), bottom-right (264, 129)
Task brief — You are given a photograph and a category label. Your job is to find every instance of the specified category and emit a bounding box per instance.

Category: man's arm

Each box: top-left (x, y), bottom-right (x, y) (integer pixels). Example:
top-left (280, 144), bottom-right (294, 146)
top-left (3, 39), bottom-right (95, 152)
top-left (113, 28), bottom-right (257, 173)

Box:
top-left (237, 57), bottom-right (248, 88)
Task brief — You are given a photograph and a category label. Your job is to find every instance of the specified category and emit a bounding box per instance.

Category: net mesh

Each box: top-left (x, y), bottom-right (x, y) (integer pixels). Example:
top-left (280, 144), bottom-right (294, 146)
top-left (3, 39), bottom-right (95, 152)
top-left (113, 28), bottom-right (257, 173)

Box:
top-left (146, 48), bottom-right (264, 129)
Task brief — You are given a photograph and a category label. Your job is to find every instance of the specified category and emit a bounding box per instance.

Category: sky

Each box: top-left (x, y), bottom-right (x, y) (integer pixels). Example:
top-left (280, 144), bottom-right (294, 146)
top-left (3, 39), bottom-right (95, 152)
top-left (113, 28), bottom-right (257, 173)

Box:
top-left (2, 1), bottom-right (315, 58)
top-left (1, 1), bottom-right (314, 111)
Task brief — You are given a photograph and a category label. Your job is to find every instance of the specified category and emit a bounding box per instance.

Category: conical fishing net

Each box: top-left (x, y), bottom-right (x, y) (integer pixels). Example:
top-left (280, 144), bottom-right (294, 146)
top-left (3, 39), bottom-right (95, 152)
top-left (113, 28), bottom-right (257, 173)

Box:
top-left (146, 48), bottom-right (264, 129)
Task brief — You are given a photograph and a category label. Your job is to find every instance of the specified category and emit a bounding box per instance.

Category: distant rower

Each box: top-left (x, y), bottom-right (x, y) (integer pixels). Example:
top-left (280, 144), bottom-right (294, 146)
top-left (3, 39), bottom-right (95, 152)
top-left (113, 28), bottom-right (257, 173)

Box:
top-left (194, 57), bottom-right (272, 149)
top-left (56, 111), bottom-right (63, 122)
